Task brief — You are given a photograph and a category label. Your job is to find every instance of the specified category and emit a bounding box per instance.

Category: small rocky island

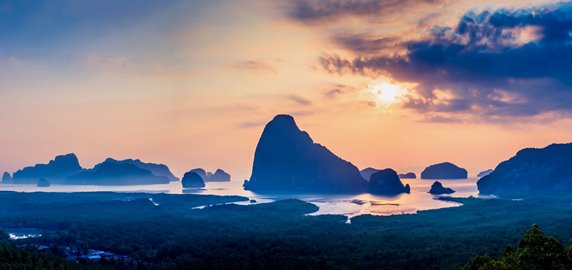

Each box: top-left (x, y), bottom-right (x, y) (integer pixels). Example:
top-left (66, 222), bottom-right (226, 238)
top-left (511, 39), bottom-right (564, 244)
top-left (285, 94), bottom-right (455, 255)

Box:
top-left (182, 171), bottom-right (206, 188)
top-left (428, 181), bottom-right (455, 194)
top-left (478, 143), bottom-right (572, 195)
top-left (421, 162), bottom-right (467, 179)
top-left (244, 115), bottom-right (367, 193)
top-left (368, 169), bottom-right (411, 195)
top-left (37, 178), bottom-right (51, 187)
top-left (399, 172), bottom-right (416, 179)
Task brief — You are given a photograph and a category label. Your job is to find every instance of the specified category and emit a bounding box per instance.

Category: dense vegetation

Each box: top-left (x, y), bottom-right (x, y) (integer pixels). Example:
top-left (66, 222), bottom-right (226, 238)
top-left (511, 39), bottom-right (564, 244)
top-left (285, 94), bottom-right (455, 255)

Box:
top-left (1, 191), bottom-right (572, 269)
top-left (463, 224), bottom-right (572, 269)
top-left (0, 230), bottom-right (107, 270)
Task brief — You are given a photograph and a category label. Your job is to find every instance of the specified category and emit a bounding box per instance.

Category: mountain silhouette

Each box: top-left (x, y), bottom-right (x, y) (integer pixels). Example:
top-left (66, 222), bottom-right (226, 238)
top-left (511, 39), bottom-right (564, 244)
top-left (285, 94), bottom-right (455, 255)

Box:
top-left (103, 158), bottom-right (179, 182)
top-left (421, 162), bottom-right (467, 179)
top-left (478, 143), bottom-right (572, 195)
top-left (12, 153), bottom-right (83, 184)
top-left (244, 114), bottom-right (367, 193)
top-left (67, 159), bottom-right (169, 185)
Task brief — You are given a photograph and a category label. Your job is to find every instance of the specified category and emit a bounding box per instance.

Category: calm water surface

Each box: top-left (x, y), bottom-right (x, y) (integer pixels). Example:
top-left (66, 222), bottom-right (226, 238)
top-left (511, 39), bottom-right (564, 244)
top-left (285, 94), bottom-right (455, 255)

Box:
top-left (0, 178), bottom-right (483, 217)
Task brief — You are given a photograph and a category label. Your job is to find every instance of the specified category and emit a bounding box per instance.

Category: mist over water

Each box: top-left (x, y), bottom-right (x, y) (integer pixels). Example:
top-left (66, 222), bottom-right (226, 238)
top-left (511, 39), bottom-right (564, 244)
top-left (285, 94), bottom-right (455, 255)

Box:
top-left (0, 177), bottom-right (481, 217)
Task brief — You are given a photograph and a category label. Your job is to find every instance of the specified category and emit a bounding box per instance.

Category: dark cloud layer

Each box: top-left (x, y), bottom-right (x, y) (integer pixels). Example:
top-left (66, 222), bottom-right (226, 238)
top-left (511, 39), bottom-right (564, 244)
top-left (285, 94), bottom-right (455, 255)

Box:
top-left (320, 2), bottom-right (572, 121)
top-left (288, 0), bottom-right (440, 23)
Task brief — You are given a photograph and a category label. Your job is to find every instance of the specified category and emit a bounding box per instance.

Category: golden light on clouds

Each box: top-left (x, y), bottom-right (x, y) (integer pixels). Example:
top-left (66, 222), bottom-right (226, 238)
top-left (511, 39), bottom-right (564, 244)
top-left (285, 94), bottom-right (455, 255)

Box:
top-left (368, 80), bottom-right (407, 105)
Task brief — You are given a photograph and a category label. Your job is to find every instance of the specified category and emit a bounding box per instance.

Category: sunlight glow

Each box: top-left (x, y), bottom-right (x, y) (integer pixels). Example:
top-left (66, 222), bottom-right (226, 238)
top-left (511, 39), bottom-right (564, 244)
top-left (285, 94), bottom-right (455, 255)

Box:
top-left (369, 81), bottom-right (407, 104)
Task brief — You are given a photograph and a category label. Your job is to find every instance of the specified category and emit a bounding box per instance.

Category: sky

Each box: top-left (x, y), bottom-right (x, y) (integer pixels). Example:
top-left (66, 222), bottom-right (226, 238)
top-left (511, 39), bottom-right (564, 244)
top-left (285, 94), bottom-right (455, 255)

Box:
top-left (2, 0), bottom-right (572, 179)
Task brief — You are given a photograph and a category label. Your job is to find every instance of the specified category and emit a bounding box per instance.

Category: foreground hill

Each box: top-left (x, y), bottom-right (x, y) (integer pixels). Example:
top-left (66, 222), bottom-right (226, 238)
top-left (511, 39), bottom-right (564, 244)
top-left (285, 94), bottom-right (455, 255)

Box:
top-left (478, 143), bottom-right (572, 195)
top-left (244, 114), bottom-right (367, 193)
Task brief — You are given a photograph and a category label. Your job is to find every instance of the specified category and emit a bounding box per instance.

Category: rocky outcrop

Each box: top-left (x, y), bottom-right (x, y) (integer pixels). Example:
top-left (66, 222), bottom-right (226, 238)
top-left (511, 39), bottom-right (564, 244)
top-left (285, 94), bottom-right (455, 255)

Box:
top-left (190, 168), bottom-right (231, 182)
top-left (67, 159), bottom-right (170, 185)
top-left (104, 158), bottom-right (179, 182)
top-left (399, 172), bottom-right (417, 179)
top-left (182, 171), bottom-right (205, 188)
top-left (478, 143), bottom-right (572, 195)
top-left (368, 169), bottom-right (410, 195)
top-left (421, 162), bottom-right (468, 179)
top-left (428, 181), bottom-right (455, 194)
top-left (360, 167), bottom-right (379, 181)
top-left (244, 115), bottom-right (367, 193)
top-left (37, 178), bottom-right (51, 187)
top-left (477, 169), bottom-right (494, 178)
top-left (1, 172), bottom-right (12, 183)
top-left (13, 154), bottom-right (83, 184)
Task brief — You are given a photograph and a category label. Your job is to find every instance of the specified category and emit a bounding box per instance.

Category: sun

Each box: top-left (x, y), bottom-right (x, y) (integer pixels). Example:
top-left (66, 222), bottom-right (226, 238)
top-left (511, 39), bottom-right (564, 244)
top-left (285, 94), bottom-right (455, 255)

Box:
top-left (369, 81), bottom-right (406, 104)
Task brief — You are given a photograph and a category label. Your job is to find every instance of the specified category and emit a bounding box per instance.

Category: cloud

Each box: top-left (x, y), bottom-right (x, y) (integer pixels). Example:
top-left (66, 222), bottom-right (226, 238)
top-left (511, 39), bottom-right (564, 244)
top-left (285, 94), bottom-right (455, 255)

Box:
top-left (287, 0), bottom-right (441, 24)
top-left (333, 33), bottom-right (401, 55)
top-left (230, 60), bottom-right (277, 73)
top-left (319, 2), bottom-right (572, 121)
top-left (323, 84), bottom-right (358, 99)
top-left (287, 94), bottom-right (313, 106)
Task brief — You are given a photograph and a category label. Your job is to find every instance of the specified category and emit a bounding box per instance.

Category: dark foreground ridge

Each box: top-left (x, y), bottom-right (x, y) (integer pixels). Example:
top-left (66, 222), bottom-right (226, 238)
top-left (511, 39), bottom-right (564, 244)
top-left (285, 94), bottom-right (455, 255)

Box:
top-left (244, 114), bottom-right (367, 193)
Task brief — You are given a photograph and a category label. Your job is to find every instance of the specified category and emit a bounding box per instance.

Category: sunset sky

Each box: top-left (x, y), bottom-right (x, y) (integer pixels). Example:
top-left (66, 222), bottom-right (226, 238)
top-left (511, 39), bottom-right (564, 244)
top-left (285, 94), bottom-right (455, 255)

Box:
top-left (2, 0), bottom-right (572, 179)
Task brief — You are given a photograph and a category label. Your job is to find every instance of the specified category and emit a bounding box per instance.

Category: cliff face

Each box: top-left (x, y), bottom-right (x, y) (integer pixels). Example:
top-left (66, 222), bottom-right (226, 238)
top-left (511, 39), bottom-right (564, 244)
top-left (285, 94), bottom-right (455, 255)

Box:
top-left (478, 143), bottom-right (572, 195)
top-left (244, 115), bottom-right (367, 193)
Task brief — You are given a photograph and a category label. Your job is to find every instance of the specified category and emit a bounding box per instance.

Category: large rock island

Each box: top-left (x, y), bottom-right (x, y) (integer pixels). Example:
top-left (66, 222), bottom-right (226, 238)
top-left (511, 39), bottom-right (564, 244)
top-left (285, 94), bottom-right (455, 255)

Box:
top-left (478, 143), bottom-right (572, 195)
top-left (12, 153), bottom-right (83, 184)
top-left (368, 169), bottom-right (410, 195)
top-left (244, 115), bottom-right (367, 193)
top-left (421, 162), bottom-right (467, 180)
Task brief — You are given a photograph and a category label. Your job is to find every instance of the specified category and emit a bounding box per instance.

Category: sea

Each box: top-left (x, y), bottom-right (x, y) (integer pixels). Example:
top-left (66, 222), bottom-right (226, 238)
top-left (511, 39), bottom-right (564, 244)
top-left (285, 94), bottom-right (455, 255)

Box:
top-left (0, 177), bottom-right (487, 218)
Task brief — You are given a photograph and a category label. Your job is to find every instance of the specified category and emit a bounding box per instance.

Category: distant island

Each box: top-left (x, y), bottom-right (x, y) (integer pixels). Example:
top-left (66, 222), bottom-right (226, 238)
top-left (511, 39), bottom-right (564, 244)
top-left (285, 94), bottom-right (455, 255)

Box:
top-left (478, 143), bottom-right (572, 195)
top-left (421, 162), bottom-right (467, 179)
top-left (399, 172), bottom-right (416, 179)
top-left (10, 154), bottom-right (177, 186)
top-left (244, 115), bottom-right (367, 193)
top-left (68, 159), bottom-right (170, 185)
top-left (190, 168), bottom-right (231, 182)
top-left (12, 153), bottom-right (83, 184)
